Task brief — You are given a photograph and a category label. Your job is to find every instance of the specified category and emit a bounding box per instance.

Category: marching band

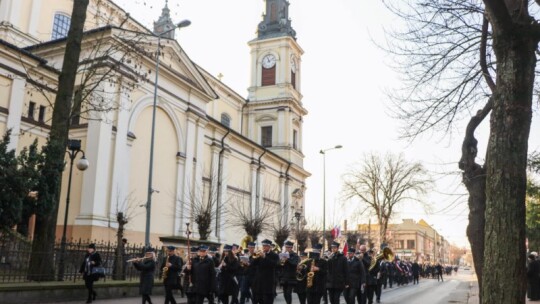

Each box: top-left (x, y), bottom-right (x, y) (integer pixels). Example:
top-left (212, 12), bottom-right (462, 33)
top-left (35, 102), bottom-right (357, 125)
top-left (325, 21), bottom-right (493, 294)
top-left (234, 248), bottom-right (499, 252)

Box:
top-left (135, 240), bottom-right (457, 304)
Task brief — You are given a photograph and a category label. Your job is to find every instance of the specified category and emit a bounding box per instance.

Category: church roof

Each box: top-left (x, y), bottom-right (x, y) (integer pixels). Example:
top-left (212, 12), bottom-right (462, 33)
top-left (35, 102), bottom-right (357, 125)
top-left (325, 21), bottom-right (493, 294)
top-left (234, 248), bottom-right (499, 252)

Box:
top-left (256, 0), bottom-right (296, 40)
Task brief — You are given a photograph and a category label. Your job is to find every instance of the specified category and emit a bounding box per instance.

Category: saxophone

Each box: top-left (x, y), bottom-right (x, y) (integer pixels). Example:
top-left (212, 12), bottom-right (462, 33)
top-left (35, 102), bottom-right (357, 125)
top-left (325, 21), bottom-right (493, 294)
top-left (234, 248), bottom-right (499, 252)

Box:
top-left (306, 260), bottom-right (315, 288)
top-left (162, 255), bottom-right (170, 281)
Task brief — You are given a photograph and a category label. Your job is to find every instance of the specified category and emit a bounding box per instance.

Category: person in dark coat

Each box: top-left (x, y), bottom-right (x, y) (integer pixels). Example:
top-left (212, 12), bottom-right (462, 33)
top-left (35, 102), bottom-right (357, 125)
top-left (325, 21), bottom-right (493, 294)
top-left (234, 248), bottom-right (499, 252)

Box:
top-left (161, 246), bottom-right (183, 304)
top-left (306, 244), bottom-right (328, 304)
top-left (186, 245), bottom-right (216, 304)
top-left (326, 242), bottom-right (349, 304)
top-left (527, 252), bottom-right (540, 301)
top-left (363, 249), bottom-right (379, 304)
top-left (183, 246), bottom-right (199, 304)
top-left (280, 241), bottom-right (300, 304)
top-left (79, 243), bottom-right (102, 303)
top-left (435, 263), bottom-right (444, 282)
top-left (133, 248), bottom-right (157, 304)
top-left (218, 245), bottom-right (241, 304)
top-left (343, 248), bottom-right (365, 304)
top-left (252, 239), bottom-right (279, 304)
top-left (240, 243), bottom-right (256, 304)
top-left (411, 261), bottom-right (420, 285)
top-left (295, 251), bottom-right (308, 304)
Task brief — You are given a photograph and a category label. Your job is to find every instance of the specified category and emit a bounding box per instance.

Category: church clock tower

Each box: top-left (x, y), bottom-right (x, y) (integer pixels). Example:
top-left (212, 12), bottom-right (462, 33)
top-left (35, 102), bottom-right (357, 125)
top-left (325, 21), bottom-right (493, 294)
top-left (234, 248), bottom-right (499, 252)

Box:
top-left (246, 0), bottom-right (307, 166)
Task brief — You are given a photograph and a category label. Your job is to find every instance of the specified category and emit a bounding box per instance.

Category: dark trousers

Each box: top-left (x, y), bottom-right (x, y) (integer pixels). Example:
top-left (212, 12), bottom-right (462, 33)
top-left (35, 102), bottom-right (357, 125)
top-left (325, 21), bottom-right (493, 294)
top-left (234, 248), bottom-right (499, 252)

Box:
top-left (357, 287), bottom-right (365, 304)
top-left (297, 292), bottom-right (307, 304)
top-left (240, 276), bottom-right (252, 304)
top-left (437, 273), bottom-right (444, 282)
top-left (365, 285), bottom-right (376, 304)
top-left (165, 285), bottom-right (177, 304)
top-left (327, 288), bottom-right (343, 304)
top-left (84, 277), bottom-right (96, 302)
top-left (282, 282), bottom-right (296, 304)
top-left (375, 283), bottom-right (382, 301)
top-left (253, 293), bottom-right (274, 304)
top-left (343, 287), bottom-right (358, 304)
top-left (413, 275), bottom-right (419, 284)
top-left (307, 293), bottom-right (324, 304)
top-left (388, 275), bottom-right (394, 288)
top-left (219, 295), bottom-right (231, 304)
top-left (142, 294), bottom-right (152, 304)
top-left (196, 293), bottom-right (214, 304)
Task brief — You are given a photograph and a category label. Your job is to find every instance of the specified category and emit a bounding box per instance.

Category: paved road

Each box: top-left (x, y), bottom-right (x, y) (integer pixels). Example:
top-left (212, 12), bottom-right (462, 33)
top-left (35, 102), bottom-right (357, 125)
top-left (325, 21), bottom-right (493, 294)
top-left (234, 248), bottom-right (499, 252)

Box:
top-left (44, 271), bottom-right (475, 304)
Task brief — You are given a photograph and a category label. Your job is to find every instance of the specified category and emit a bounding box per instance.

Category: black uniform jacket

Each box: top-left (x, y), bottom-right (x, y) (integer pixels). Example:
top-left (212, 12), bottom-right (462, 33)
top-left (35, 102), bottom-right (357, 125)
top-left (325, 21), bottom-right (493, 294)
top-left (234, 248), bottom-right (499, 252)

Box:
top-left (346, 257), bottom-right (366, 289)
top-left (280, 251), bottom-right (300, 284)
top-left (326, 252), bottom-right (349, 289)
top-left (252, 250), bottom-right (279, 295)
top-left (79, 251), bottom-right (102, 281)
top-left (361, 254), bottom-right (378, 286)
top-left (161, 254), bottom-right (183, 286)
top-left (307, 257), bottom-right (327, 294)
top-left (217, 256), bottom-right (240, 296)
top-left (187, 256), bottom-right (216, 295)
top-left (133, 259), bottom-right (156, 295)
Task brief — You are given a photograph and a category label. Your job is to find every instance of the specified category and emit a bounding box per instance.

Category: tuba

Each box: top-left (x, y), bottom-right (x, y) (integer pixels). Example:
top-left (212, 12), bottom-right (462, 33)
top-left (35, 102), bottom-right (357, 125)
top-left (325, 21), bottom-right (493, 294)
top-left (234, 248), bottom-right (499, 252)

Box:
top-left (369, 247), bottom-right (394, 271)
top-left (296, 258), bottom-right (311, 281)
top-left (240, 235), bottom-right (254, 250)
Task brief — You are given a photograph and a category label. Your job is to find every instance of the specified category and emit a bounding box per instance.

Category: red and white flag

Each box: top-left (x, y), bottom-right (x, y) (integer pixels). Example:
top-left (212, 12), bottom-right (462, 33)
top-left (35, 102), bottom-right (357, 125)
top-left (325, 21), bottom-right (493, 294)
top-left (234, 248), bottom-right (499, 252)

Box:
top-left (331, 225), bottom-right (341, 239)
top-left (342, 242), bottom-right (348, 255)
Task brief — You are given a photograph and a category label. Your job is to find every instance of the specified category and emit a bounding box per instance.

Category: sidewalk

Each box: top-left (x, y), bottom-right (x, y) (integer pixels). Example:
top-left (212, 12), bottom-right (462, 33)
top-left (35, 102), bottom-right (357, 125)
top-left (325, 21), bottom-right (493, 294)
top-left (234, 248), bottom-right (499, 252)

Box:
top-left (467, 281), bottom-right (540, 304)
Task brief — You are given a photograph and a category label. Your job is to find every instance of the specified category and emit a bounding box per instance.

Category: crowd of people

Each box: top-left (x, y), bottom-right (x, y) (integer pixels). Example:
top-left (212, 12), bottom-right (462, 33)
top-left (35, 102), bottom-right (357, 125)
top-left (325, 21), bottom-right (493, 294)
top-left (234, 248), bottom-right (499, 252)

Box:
top-left (79, 241), bottom-right (459, 304)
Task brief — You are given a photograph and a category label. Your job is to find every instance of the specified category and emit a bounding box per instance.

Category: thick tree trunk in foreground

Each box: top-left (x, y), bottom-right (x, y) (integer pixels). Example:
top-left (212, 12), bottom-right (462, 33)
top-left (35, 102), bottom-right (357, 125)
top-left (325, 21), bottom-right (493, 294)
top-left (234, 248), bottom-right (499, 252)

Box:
top-left (27, 0), bottom-right (89, 281)
top-left (482, 30), bottom-right (535, 303)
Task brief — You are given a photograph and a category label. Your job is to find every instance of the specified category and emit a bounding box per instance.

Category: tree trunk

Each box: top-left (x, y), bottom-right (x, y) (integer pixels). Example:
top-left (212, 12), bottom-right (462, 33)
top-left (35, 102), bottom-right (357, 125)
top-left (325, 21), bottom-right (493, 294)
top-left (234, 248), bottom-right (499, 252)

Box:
top-left (27, 0), bottom-right (89, 281)
top-left (482, 30), bottom-right (535, 303)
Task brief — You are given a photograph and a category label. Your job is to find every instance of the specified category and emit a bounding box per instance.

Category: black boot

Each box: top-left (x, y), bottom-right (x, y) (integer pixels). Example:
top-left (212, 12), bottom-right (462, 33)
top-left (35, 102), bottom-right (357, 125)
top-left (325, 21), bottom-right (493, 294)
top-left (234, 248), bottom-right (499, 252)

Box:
top-left (92, 291), bottom-right (97, 300)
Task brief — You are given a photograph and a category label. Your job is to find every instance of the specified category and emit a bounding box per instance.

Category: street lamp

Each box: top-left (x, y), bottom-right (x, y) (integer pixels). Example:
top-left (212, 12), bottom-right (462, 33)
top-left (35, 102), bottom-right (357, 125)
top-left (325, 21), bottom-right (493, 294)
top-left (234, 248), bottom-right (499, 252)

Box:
top-left (57, 139), bottom-right (89, 281)
top-left (145, 20), bottom-right (191, 248)
top-left (320, 145), bottom-right (342, 250)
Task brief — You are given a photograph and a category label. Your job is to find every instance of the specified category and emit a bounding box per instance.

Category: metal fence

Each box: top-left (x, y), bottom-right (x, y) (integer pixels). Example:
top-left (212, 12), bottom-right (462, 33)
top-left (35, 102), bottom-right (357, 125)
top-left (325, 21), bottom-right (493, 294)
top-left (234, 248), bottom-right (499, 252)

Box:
top-left (0, 231), bottom-right (163, 283)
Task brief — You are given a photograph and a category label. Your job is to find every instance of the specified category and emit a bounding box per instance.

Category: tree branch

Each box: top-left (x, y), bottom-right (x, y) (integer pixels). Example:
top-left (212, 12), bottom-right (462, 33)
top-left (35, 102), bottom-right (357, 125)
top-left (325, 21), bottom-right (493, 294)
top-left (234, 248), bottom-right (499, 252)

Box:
top-left (480, 15), bottom-right (496, 92)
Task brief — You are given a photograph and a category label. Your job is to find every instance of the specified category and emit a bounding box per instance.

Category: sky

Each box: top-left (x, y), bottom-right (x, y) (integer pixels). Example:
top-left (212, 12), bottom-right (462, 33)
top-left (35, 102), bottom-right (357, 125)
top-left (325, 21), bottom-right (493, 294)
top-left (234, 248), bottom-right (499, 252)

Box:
top-left (113, 0), bottom-right (540, 248)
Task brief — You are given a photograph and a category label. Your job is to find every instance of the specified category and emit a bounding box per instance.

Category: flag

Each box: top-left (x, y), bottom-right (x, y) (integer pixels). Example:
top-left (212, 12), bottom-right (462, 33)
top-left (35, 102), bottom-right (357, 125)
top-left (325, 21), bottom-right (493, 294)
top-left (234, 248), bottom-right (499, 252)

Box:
top-left (331, 225), bottom-right (341, 239)
top-left (342, 242), bottom-right (348, 255)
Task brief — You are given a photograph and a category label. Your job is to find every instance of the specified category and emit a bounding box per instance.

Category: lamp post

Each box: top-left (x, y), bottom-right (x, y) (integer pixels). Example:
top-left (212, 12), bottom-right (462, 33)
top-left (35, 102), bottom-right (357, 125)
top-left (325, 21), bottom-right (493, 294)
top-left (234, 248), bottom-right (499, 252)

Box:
top-left (320, 145), bottom-right (342, 250)
top-left (144, 20), bottom-right (191, 248)
top-left (57, 139), bottom-right (89, 281)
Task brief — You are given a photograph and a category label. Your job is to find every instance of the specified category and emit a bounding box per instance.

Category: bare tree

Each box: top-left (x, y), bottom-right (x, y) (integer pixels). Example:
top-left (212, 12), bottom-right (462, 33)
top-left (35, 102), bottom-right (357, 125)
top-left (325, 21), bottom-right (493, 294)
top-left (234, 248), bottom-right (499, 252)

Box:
top-left (271, 208), bottom-right (291, 249)
top-left (342, 152), bottom-right (432, 245)
top-left (382, 0), bottom-right (540, 302)
top-left (112, 190), bottom-right (141, 280)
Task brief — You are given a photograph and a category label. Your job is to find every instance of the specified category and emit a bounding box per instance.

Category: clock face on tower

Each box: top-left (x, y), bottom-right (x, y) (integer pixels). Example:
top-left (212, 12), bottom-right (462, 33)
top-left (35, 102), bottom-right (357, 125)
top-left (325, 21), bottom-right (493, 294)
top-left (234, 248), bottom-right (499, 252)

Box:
top-left (262, 54), bottom-right (276, 69)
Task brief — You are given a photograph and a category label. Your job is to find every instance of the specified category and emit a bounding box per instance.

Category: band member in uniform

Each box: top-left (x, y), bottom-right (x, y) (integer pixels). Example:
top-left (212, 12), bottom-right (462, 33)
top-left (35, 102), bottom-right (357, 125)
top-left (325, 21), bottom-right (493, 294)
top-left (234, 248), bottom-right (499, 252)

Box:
top-left (186, 245), bottom-right (216, 304)
top-left (280, 241), bottom-right (300, 304)
top-left (411, 260), bottom-right (420, 285)
top-left (133, 248), bottom-right (157, 304)
top-left (365, 249), bottom-right (379, 304)
top-left (344, 248), bottom-right (365, 304)
top-left (295, 252), bottom-right (308, 304)
top-left (240, 242), bottom-right (256, 304)
top-left (218, 245), bottom-right (240, 304)
top-left (252, 239), bottom-right (279, 304)
top-left (161, 246), bottom-right (183, 304)
top-left (326, 242), bottom-right (349, 304)
top-left (183, 247), bottom-right (199, 304)
top-left (306, 244), bottom-right (328, 304)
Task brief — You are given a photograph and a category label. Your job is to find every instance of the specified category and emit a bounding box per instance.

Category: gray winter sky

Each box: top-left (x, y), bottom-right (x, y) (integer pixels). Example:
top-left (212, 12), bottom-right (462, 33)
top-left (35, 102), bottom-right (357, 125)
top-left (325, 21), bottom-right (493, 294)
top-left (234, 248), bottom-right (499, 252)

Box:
top-left (113, 0), bottom-right (540, 248)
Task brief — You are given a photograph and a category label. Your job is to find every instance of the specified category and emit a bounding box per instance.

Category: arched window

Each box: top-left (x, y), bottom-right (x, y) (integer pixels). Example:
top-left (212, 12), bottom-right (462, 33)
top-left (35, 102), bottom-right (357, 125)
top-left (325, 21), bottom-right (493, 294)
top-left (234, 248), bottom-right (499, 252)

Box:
top-left (52, 13), bottom-right (71, 40)
top-left (221, 113), bottom-right (231, 128)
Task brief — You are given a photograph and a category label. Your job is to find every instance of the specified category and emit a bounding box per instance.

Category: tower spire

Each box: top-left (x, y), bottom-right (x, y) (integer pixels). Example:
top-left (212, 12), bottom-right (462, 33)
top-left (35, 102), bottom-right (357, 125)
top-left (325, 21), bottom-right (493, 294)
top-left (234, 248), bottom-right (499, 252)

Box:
top-left (153, 0), bottom-right (175, 39)
top-left (257, 0), bottom-right (296, 40)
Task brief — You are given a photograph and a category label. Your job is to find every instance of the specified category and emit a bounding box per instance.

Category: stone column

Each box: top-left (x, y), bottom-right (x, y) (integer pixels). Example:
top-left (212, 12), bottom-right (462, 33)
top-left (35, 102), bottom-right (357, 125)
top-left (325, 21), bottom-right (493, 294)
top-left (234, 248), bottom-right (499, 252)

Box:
top-left (250, 161), bottom-right (257, 218)
top-left (28, 0), bottom-right (43, 38)
top-left (180, 114), bottom-right (197, 235)
top-left (6, 77), bottom-right (26, 151)
top-left (173, 154), bottom-right (186, 235)
top-left (218, 150), bottom-right (230, 242)
top-left (277, 108), bottom-right (285, 147)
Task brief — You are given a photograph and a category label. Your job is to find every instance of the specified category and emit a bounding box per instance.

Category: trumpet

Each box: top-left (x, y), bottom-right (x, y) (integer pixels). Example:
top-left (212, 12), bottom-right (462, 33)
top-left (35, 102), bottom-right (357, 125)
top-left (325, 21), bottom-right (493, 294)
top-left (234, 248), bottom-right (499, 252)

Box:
top-left (252, 250), bottom-right (265, 259)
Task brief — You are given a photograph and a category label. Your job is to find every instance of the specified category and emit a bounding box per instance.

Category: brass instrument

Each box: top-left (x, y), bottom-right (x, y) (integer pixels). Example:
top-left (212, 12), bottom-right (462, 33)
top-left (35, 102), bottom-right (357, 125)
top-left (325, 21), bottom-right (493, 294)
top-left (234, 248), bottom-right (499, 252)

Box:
top-left (252, 250), bottom-right (265, 259)
top-left (279, 252), bottom-right (290, 265)
top-left (307, 260), bottom-right (315, 288)
top-left (296, 258), bottom-right (312, 281)
top-left (240, 235), bottom-right (254, 250)
top-left (162, 255), bottom-right (170, 281)
top-left (369, 247), bottom-right (394, 271)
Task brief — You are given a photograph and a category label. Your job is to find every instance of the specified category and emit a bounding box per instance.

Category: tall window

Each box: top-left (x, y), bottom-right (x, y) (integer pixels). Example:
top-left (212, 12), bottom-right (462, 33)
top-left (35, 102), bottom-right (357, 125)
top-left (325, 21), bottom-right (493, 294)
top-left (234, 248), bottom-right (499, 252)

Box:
top-left (407, 240), bottom-right (416, 249)
top-left (262, 66), bottom-right (276, 86)
top-left (261, 126), bottom-right (272, 147)
top-left (221, 113), bottom-right (231, 128)
top-left (38, 105), bottom-right (46, 123)
top-left (27, 101), bottom-right (35, 119)
top-left (291, 71), bottom-right (296, 89)
top-left (52, 14), bottom-right (71, 40)
top-left (396, 240), bottom-right (404, 249)
top-left (293, 130), bottom-right (298, 150)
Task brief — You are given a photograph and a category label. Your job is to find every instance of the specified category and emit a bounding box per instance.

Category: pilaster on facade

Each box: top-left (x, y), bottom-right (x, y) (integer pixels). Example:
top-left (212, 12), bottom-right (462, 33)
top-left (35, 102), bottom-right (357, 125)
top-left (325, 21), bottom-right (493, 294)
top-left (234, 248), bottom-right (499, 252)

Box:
top-left (27, 0), bottom-right (43, 39)
top-left (250, 161), bottom-right (258, 217)
top-left (279, 174), bottom-right (286, 226)
top-left (108, 86), bottom-right (131, 220)
top-left (217, 149), bottom-right (230, 242)
top-left (6, 77), bottom-right (26, 151)
top-left (76, 85), bottom-right (115, 227)
top-left (256, 164), bottom-right (266, 212)
top-left (180, 114), bottom-right (198, 235)
top-left (174, 153), bottom-right (186, 236)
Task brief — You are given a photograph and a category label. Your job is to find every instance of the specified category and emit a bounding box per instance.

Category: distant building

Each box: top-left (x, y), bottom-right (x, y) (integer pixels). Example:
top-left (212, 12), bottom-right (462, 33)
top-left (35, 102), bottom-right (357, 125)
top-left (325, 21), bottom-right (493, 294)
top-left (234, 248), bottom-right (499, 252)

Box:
top-left (357, 219), bottom-right (452, 263)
